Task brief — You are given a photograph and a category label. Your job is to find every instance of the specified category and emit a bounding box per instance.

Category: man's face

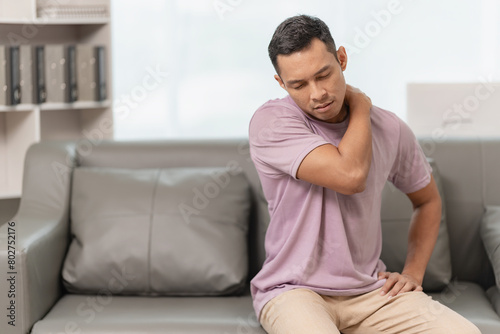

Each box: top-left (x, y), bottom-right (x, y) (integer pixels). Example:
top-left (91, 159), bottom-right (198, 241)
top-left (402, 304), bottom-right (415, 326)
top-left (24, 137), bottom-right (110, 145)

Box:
top-left (275, 38), bottom-right (348, 123)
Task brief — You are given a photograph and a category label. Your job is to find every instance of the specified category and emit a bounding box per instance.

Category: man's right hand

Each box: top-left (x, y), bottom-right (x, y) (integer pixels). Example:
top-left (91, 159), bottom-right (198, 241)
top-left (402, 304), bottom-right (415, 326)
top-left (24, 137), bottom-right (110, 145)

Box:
top-left (344, 84), bottom-right (372, 116)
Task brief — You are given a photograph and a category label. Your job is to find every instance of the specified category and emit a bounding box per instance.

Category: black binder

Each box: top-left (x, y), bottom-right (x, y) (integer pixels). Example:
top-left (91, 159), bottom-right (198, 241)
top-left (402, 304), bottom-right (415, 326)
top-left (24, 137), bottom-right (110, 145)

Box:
top-left (34, 46), bottom-right (46, 104)
top-left (67, 45), bottom-right (78, 102)
top-left (95, 46), bottom-right (106, 101)
top-left (7, 46), bottom-right (21, 105)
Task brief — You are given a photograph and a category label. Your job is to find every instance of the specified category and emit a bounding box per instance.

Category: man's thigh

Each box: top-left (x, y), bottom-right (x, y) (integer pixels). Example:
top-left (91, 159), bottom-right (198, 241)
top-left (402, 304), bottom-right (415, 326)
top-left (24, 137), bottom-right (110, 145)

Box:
top-left (340, 289), bottom-right (480, 334)
top-left (259, 288), bottom-right (341, 334)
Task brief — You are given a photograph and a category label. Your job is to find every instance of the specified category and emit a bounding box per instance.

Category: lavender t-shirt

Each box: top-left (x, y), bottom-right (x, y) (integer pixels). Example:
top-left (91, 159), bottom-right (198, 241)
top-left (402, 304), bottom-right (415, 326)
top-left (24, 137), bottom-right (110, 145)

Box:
top-left (248, 95), bottom-right (432, 320)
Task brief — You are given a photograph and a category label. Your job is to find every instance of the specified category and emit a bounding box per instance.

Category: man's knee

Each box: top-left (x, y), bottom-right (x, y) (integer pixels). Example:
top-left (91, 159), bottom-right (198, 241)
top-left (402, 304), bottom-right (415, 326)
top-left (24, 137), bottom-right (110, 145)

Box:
top-left (454, 320), bottom-right (481, 334)
top-left (395, 293), bottom-right (480, 334)
top-left (425, 301), bottom-right (481, 334)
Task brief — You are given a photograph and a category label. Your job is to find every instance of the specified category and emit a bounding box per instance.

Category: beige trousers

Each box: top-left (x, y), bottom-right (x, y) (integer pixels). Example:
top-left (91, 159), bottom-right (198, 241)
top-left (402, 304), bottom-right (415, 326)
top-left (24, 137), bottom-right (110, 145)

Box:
top-left (260, 288), bottom-right (480, 334)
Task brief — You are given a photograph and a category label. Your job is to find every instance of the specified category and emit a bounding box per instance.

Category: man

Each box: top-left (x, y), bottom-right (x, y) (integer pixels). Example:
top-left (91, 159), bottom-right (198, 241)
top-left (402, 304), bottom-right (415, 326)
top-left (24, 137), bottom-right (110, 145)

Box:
top-left (248, 15), bottom-right (480, 334)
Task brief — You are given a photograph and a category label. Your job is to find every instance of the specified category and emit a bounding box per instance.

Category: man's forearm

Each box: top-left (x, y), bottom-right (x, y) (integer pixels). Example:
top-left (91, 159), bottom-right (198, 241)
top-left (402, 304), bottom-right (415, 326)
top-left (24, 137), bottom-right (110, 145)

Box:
top-left (379, 175), bottom-right (442, 297)
top-left (337, 104), bottom-right (372, 190)
top-left (402, 197), bottom-right (442, 284)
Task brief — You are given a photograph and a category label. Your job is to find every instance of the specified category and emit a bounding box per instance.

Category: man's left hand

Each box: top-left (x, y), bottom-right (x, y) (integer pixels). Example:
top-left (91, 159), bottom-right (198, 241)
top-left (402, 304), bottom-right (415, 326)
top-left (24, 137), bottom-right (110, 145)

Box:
top-left (378, 272), bottom-right (423, 298)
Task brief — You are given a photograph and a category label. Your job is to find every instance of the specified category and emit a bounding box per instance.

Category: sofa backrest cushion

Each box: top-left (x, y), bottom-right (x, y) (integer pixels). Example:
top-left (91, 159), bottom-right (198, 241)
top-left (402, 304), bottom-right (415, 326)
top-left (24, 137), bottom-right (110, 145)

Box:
top-left (419, 139), bottom-right (496, 288)
top-left (75, 140), bottom-right (270, 282)
top-left (62, 166), bottom-right (251, 296)
top-left (380, 159), bottom-right (452, 291)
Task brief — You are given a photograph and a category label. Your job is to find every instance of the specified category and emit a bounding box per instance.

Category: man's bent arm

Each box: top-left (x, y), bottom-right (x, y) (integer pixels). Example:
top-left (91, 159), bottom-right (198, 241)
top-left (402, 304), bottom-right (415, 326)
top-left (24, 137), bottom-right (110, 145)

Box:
top-left (379, 174), bottom-right (442, 297)
top-left (296, 85), bottom-right (372, 195)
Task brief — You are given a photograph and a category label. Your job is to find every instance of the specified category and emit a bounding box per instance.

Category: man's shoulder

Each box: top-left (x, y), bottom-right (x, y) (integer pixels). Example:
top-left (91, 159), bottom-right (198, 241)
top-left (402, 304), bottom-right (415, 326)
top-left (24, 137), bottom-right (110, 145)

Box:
top-left (371, 105), bottom-right (400, 122)
top-left (253, 95), bottom-right (300, 117)
top-left (249, 95), bottom-right (305, 135)
top-left (371, 105), bottom-right (404, 132)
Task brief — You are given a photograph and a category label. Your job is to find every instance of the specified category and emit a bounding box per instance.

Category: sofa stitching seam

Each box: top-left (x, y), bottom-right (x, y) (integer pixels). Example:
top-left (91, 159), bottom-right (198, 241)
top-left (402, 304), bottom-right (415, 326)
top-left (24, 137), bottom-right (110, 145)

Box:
top-left (147, 169), bottom-right (162, 293)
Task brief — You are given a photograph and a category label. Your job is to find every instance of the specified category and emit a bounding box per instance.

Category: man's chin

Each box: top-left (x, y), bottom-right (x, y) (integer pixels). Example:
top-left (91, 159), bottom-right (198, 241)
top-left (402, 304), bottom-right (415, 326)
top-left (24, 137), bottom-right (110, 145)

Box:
top-left (309, 110), bottom-right (343, 123)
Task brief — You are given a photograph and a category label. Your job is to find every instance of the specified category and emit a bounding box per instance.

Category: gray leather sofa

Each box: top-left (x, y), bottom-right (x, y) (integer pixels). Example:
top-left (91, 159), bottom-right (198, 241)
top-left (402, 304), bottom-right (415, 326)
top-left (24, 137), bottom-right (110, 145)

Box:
top-left (1, 138), bottom-right (500, 334)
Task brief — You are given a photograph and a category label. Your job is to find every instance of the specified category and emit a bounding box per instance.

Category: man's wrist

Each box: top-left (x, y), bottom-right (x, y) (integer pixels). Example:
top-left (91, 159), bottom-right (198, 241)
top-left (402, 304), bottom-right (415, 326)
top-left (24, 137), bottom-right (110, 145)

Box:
top-left (401, 269), bottom-right (424, 285)
top-left (348, 104), bottom-right (371, 120)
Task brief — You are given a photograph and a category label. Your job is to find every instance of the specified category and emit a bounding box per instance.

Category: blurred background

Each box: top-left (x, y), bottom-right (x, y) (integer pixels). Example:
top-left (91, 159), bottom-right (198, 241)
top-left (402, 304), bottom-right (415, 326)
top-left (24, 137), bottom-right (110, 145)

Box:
top-left (111, 0), bottom-right (500, 140)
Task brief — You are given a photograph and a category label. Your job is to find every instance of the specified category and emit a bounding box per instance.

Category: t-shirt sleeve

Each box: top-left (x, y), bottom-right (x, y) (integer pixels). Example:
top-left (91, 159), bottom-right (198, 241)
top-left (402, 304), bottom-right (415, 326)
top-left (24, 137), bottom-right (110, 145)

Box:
top-left (388, 118), bottom-right (433, 194)
top-left (249, 104), bottom-right (329, 179)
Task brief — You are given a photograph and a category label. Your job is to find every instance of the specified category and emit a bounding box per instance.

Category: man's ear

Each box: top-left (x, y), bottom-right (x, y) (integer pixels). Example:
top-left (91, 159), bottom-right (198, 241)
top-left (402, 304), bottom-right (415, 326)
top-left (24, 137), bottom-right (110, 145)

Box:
top-left (337, 46), bottom-right (348, 71)
top-left (275, 74), bottom-right (286, 90)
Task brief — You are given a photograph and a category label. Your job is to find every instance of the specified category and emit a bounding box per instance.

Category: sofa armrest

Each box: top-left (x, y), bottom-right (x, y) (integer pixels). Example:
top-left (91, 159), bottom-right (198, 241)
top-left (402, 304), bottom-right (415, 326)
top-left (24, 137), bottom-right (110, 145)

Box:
top-left (480, 206), bottom-right (500, 291)
top-left (0, 141), bottom-right (76, 334)
top-left (0, 215), bottom-right (69, 334)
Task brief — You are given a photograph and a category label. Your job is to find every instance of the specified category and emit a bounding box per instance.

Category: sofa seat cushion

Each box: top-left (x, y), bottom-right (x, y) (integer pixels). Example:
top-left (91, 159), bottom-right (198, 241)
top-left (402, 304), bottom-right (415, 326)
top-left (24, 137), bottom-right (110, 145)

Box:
top-left (486, 286), bottom-right (500, 315)
top-left (31, 284), bottom-right (499, 334)
top-left (31, 293), bottom-right (265, 334)
top-left (487, 286), bottom-right (500, 315)
top-left (62, 166), bottom-right (251, 296)
top-left (428, 282), bottom-right (500, 334)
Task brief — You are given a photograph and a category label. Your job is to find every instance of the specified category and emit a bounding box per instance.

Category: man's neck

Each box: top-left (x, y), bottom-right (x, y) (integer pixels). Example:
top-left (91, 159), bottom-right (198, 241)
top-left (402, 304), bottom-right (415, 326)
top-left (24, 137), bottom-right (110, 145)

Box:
top-left (336, 102), bottom-right (349, 123)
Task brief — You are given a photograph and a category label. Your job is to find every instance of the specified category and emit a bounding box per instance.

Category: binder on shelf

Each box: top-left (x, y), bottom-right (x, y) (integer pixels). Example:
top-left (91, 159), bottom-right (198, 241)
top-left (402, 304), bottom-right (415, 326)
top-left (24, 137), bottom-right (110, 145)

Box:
top-left (45, 44), bottom-right (67, 103)
top-left (95, 46), bottom-right (106, 101)
top-left (19, 45), bottom-right (34, 104)
top-left (35, 45), bottom-right (47, 103)
top-left (7, 46), bottom-right (21, 105)
top-left (67, 45), bottom-right (78, 102)
top-left (0, 46), bottom-right (7, 106)
top-left (76, 44), bottom-right (97, 102)
top-left (0, 43), bottom-right (108, 106)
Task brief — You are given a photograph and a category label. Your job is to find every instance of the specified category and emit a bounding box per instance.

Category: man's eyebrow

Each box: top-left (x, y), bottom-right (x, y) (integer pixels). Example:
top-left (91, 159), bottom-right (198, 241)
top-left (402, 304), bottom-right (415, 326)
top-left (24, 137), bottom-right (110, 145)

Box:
top-left (286, 65), bottom-right (331, 86)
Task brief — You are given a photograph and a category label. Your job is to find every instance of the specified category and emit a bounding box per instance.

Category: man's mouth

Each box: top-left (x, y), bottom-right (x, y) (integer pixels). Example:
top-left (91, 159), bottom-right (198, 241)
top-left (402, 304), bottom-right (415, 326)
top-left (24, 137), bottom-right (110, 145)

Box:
top-left (314, 101), bottom-right (333, 112)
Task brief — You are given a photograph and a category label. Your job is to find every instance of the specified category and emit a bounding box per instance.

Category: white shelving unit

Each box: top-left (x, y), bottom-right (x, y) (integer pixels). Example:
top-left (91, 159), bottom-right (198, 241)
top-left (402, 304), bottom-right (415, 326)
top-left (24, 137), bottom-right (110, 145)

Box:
top-left (0, 0), bottom-right (113, 199)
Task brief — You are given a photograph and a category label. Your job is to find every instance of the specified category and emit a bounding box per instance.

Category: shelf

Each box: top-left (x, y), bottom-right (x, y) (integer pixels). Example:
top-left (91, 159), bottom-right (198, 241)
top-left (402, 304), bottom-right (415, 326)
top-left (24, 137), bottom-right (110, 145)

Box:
top-left (34, 18), bottom-right (110, 25)
top-left (40, 100), bottom-right (111, 111)
top-left (0, 18), bottom-right (34, 24)
top-left (0, 101), bottom-right (111, 113)
top-left (0, 18), bottom-right (109, 25)
top-left (0, 104), bottom-right (35, 112)
top-left (0, 0), bottom-right (112, 199)
top-left (0, 191), bottom-right (22, 200)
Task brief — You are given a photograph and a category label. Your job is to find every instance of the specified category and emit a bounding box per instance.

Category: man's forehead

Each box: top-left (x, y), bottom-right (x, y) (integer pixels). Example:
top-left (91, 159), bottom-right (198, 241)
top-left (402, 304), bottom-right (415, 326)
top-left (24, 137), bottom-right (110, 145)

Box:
top-left (276, 40), bottom-right (335, 80)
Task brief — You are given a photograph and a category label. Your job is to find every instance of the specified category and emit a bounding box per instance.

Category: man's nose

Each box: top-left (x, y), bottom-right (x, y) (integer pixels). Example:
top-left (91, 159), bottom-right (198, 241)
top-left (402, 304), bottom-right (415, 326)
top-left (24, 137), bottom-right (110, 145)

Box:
top-left (310, 82), bottom-right (327, 102)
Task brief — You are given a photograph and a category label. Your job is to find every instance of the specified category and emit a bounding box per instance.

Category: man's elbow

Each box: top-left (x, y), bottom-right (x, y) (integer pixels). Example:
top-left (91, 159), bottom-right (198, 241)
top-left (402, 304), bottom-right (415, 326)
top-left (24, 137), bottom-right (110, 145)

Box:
top-left (340, 171), bottom-right (367, 195)
top-left (351, 179), bottom-right (367, 194)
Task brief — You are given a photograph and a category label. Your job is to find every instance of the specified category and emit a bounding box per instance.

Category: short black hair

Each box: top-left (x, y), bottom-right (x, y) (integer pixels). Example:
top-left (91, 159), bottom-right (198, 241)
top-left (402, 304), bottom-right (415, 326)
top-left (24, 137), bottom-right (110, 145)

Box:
top-left (268, 15), bottom-right (338, 75)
